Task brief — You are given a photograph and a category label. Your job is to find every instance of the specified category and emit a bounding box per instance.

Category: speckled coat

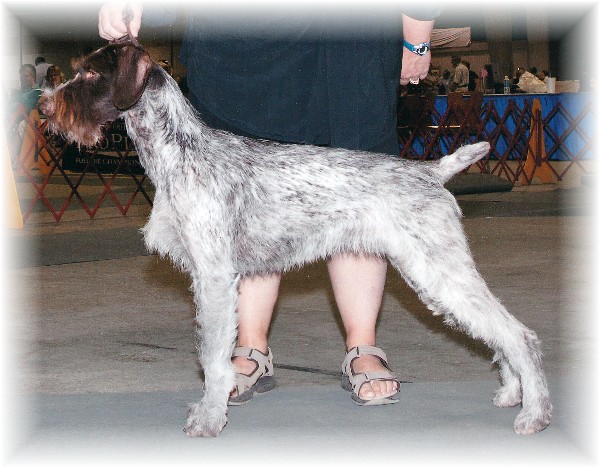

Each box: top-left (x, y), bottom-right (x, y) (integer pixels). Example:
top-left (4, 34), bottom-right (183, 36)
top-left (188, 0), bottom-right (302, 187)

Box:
top-left (41, 43), bottom-right (552, 438)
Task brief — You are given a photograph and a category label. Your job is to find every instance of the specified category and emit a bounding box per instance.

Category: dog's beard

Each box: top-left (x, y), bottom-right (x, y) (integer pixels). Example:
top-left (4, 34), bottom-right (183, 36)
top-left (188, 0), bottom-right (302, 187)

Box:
top-left (46, 116), bottom-right (107, 148)
top-left (44, 85), bottom-right (122, 148)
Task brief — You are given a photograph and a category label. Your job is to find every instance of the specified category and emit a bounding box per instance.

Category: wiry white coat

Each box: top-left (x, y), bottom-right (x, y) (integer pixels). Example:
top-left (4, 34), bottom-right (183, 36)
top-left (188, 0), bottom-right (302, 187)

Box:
top-left (44, 45), bottom-right (552, 438)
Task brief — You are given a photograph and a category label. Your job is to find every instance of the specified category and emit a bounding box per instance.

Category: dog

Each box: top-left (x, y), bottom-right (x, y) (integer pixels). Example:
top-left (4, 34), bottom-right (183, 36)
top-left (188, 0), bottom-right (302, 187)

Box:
top-left (40, 42), bottom-right (552, 437)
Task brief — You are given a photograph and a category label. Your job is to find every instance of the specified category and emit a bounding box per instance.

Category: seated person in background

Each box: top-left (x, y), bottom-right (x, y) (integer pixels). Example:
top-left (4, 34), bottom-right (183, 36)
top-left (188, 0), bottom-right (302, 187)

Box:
top-left (7, 64), bottom-right (43, 163)
top-left (45, 65), bottom-right (65, 89)
top-left (11, 64), bottom-right (42, 113)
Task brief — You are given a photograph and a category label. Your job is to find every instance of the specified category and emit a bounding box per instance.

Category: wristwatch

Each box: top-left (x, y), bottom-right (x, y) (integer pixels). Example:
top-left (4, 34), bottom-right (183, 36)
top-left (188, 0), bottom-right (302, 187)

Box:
top-left (403, 40), bottom-right (430, 56)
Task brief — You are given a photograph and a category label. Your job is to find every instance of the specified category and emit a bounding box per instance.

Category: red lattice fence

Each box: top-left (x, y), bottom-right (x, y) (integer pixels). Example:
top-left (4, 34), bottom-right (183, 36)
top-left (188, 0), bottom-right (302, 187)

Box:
top-left (398, 92), bottom-right (596, 185)
top-left (6, 105), bottom-right (153, 223)
top-left (6, 92), bottom-right (596, 224)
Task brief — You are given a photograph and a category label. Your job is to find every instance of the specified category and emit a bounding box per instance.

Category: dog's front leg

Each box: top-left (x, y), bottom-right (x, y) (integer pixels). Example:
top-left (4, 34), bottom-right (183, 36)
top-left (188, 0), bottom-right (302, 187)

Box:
top-left (185, 269), bottom-right (239, 437)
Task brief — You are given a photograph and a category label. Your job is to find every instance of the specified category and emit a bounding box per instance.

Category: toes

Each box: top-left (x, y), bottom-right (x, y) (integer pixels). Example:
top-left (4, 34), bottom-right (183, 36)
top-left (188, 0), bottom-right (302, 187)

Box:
top-left (185, 403), bottom-right (228, 437)
top-left (358, 381), bottom-right (375, 399)
top-left (493, 389), bottom-right (522, 408)
top-left (513, 411), bottom-right (551, 435)
top-left (513, 400), bottom-right (552, 435)
top-left (359, 379), bottom-right (398, 399)
top-left (352, 354), bottom-right (399, 400)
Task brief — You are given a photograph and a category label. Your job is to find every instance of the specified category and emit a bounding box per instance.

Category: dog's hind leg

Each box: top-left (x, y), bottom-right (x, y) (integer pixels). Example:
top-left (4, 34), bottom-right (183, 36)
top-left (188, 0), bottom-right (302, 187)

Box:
top-left (184, 264), bottom-right (239, 437)
top-left (492, 350), bottom-right (523, 408)
top-left (387, 218), bottom-right (552, 434)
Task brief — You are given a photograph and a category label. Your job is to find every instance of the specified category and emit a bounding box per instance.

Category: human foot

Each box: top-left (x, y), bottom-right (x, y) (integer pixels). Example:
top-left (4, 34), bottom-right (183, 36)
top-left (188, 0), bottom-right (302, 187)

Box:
top-left (228, 347), bottom-right (276, 405)
top-left (341, 346), bottom-right (400, 405)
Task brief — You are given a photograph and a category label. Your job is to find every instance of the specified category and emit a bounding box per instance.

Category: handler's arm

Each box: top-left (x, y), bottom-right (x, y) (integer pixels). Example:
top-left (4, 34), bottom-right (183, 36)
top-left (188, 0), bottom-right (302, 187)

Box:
top-left (399, 14), bottom-right (435, 86)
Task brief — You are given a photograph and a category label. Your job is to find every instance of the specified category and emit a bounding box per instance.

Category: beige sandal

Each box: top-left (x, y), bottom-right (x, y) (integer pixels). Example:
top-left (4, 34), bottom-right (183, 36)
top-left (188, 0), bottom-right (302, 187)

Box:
top-left (228, 347), bottom-right (277, 406)
top-left (341, 345), bottom-right (400, 406)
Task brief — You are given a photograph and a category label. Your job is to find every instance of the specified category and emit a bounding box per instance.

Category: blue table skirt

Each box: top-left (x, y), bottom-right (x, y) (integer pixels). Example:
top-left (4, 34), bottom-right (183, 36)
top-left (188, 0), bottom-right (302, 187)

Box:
top-left (430, 92), bottom-right (596, 161)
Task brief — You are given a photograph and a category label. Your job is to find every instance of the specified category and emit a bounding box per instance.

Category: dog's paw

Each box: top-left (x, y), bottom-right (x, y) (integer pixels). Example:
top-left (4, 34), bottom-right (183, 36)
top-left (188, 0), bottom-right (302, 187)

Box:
top-left (493, 384), bottom-right (522, 408)
top-left (513, 400), bottom-right (552, 435)
top-left (184, 403), bottom-right (228, 438)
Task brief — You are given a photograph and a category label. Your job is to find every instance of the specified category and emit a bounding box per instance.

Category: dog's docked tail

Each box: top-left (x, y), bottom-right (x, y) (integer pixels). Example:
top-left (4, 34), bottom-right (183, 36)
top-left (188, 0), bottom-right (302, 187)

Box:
top-left (432, 142), bottom-right (491, 183)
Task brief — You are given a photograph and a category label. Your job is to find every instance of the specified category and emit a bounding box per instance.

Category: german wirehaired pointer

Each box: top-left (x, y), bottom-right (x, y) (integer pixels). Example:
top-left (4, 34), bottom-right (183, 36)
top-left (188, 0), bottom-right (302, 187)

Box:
top-left (40, 42), bottom-right (552, 437)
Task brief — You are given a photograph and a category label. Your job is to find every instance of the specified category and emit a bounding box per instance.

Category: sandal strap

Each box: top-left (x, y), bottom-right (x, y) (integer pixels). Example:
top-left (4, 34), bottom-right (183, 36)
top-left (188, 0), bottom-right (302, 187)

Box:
top-left (232, 346), bottom-right (273, 368)
top-left (232, 347), bottom-right (274, 395)
top-left (342, 346), bottom-right (398, 397)
top-left (342, 345), bottom-right (389, 374)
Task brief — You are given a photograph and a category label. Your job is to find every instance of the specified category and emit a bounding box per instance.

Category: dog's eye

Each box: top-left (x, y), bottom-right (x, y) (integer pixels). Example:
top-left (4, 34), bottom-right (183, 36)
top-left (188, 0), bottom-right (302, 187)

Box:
top-left (84, 70), bottom-right (100, 81)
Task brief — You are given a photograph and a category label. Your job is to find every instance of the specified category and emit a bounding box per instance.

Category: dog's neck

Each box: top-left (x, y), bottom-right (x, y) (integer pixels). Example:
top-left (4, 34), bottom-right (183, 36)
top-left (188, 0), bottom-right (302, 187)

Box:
top-left (123, 66), bottom-right (210, 182)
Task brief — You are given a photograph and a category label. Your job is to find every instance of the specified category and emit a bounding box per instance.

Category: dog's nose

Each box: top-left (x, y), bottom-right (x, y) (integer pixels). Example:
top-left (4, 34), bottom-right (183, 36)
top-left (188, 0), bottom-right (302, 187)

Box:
top-left (39, 96), bottom-right (54, 117)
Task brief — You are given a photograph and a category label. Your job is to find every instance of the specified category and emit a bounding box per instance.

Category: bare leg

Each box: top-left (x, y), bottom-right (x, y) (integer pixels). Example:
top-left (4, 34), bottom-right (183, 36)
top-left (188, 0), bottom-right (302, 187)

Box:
top-left (327, 253), bottom-right (398, 400)
top-left (230, 273), bottom-right (281, 395)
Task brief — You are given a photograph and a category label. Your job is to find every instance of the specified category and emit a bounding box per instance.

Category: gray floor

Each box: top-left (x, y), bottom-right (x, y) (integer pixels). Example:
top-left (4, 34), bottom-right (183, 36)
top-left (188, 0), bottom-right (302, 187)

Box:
top-left (3, 181), bottom-right (599, 466)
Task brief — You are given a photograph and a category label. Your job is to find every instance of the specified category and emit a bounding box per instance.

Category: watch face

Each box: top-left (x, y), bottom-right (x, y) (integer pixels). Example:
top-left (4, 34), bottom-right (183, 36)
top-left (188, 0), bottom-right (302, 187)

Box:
top-left (404, 40), bottom-right (430, 56)
top-left (416, 44), bottom-right (429, 55)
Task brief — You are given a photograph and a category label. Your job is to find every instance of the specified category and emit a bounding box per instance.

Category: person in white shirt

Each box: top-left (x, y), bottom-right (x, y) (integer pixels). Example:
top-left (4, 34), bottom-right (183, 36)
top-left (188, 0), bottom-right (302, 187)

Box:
top-left (34, 57), bottom-right (52, 88)
top-left (450, 55), bottom-right (469, 92)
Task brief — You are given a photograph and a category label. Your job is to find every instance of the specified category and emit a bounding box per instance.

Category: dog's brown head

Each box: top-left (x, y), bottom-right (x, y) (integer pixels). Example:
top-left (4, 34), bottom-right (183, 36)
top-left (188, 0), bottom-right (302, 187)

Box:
top-left (40, 42), bottom-right (154, 147)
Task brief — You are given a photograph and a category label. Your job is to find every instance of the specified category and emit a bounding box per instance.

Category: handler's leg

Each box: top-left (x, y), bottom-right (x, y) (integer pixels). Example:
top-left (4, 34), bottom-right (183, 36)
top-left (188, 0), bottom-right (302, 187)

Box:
top-left (230, 273), bottom-right (281, 396)
top-left (328, 253), bottom-right (398, 400)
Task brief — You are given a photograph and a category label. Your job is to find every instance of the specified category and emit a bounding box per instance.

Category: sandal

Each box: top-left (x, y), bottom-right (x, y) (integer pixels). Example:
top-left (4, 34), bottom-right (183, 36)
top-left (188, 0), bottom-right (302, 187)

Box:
top-left (228, 346), bottom-right (277, 406)
top-left (341, 345), bottom-right (400, 406)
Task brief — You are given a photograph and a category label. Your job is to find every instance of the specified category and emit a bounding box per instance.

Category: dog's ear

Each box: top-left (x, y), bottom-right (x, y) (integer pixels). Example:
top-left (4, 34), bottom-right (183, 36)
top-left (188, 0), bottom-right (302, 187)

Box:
top-left (111, 45), bottom-right (153, 110)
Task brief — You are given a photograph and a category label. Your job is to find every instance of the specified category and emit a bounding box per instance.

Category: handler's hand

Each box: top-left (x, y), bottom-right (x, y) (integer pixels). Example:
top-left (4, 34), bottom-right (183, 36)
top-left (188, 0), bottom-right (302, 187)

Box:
top-left (98, 1), bottom-right (143, 40)
top-left (399, 49), bottom-right (431, 86)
